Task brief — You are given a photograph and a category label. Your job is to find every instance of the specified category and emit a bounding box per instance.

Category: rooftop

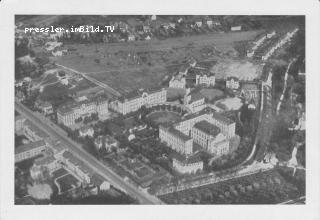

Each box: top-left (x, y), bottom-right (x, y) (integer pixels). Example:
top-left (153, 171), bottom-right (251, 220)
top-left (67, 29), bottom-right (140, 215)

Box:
top-left (118, 87), bottom-right (164, 102)
top-left (62, 151), bottom-right (93, 175)
top-left (241, 82), bottom-right (259, 91)
top-left (15, 140), bottom-right (46, 155)
top-left (34, 155), bottom-right (56, 166)
top-left (91, 173), bottom-right (107, 186)
top-left (193, 120), bottom-right (221, 137)
top-left (58, 95), bottom-right (108, 115)
top-left (211, 111), bottom-right (234, 125)
top-left (160, 125), bottom-right (192, 142)
top-left (24, 120), bottom-right (50, 139)
top-left (171, 151), bottom-right (202, 164)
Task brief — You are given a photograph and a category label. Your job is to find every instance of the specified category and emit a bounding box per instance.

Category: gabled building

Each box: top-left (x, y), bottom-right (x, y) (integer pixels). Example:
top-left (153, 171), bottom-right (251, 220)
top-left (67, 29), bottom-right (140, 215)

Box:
top-left (15, 140), bottom-right (47, 163)
top-left (172, 152), bottom-right (203, 174)
top-left (57, 95), bottom-right (108, 127)
top-left (79, 126), bottom-right (94, 138)
top-left (183, 88), bottom-right (206, 113)
top-left (94, 135), bottom-right (120, 152)
top-left (169, 74), bottom-right (186, 89)
top-left (226, 77), bottom-right (240, 90)
top-left (110, 87), bottom-right (166, 115)
top-left (240, 82), bottom-right (260, 103)
top-left (23, 120), bottom-right (50, 142)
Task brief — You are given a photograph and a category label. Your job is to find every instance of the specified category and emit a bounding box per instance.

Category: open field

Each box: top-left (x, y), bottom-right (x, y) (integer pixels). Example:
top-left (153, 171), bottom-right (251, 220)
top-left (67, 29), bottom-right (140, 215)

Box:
top-left (52, 30), bottom-right (261, 94)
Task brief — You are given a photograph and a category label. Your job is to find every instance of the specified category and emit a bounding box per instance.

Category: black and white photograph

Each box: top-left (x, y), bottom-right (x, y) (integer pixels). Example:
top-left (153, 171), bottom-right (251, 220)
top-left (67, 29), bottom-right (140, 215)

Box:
top-left (1, 0), bottom-right (320, 220)
top-left (13, 14), bottom-right (307, 205)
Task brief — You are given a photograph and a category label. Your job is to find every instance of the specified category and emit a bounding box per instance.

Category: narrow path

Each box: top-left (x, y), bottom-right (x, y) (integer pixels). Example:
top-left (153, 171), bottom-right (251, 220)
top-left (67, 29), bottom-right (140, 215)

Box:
top-left (276, 60), bottom-right (294, 115)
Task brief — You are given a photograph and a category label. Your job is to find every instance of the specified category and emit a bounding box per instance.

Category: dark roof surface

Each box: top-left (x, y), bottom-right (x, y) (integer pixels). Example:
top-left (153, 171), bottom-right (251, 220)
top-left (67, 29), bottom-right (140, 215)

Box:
top-left (193, 120), bottom-right (221, 137)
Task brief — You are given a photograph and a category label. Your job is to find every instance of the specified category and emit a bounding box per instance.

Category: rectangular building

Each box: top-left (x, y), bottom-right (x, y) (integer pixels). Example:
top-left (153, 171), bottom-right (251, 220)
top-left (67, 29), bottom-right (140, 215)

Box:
top-left (159, 125), bottom-right (193, 156)
top-left (15, 140), bottom-right (47, 163)
top-left (57, 96), bottom-right (108, 127)
top-left (110, 88), bottom-right (166, 115)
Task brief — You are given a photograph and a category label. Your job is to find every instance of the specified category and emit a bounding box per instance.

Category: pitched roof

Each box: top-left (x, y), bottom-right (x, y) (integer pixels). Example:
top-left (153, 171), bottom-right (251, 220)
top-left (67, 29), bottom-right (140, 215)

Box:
top-left (15, 140), bottom-right (46, 154)
top-left (62, 151), bottom-right (93, 175)
top-left (160, 125), bottom-right (192, 142)
top-left (171, 151), bottom-right (203, 164)
top-left (211, 112), bottom-right (234, 125)
top-left (193, 120), bottom-right (221, 137)
top-left (91, 173), bottom-right (107, 186)
top-left (24, 120), bottom-right (50, 139)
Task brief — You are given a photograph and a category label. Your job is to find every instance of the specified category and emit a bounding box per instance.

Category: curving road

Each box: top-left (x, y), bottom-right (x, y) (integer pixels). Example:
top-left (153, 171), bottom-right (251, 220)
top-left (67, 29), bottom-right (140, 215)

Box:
top-left (15, 101), bottom-right (163, 204)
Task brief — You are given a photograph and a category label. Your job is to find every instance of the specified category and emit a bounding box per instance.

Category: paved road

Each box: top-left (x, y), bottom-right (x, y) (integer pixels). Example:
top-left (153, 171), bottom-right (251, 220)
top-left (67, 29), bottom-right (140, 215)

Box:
top-left (15, 101), bottom-right (163, 204)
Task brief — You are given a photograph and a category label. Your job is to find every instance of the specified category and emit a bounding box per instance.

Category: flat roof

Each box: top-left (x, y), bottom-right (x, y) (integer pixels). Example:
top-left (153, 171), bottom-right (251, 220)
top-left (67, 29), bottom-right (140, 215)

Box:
top-left (193, 120), bottom-right (221, 137)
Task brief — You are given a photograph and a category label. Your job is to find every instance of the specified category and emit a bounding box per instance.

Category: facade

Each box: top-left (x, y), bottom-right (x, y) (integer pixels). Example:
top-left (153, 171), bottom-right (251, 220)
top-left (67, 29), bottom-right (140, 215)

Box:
top-left (211, 112), bottom-right (236, 139)
top-left (226, 77), bottom-right (240, 90)
top-left (231, 25), bottom-right (242, 31)
top-left (23, 120), bottom-right (50, 142)
top-left (191, 121), bottom-right (229, 156)
top-left (79, 126), bottom-right (94, 137)
top-left (57, 96), bottom-right (108, 127)
top-left (183, 89), bottom-right (206, 113)
top-left (172, 155), bottom-right (203, 174)
top-left (90, 174), bottom-right (110, 191)
top-left (240, 82), bottom-right (260, 103)
top-left (195, 74), bottom-right (215, 87)
top-left (60, 151), bottom-right (92, 184)
top-left (159, 125), bottom-right (193, 156)
top-left (15, 115), bottom-right (26, 133)
top-left (169, 75), bottom-right (186, 89)
top-left (15, 140), bottom-right (47, 163)
top-left (94, 135), bottom-right (120, 152)
top-left (36, 99), bottom-right (53, 115)
top-left (31, 155), bottom-right (60, 179)
top-left (110, 88), bottom-right (166, 115)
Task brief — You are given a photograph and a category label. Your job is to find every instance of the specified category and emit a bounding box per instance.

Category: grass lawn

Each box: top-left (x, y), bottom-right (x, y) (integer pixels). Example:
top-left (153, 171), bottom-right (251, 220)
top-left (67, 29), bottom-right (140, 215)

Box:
top-left (199, 88), bottom-right (224, 102)
top-left (147, 111), bottom-right (181, 125)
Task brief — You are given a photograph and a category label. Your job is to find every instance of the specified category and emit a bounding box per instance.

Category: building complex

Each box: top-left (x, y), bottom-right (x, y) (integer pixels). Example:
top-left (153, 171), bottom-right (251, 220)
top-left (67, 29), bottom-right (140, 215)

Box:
top-left (110, 88), bottom-right (166, 115)
top-left (57, 96), bottom-right (109, 126)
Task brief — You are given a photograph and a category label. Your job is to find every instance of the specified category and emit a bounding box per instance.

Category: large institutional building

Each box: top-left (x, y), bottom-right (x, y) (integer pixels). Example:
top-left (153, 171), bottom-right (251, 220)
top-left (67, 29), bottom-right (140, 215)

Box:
top-left (159, 109), bottom-right (236, 174)
top-left (15, 140), bottom-right (47, 163)
top-left (110, 88), bottom-right (166, 115)
top-left (57, 96), bottom-right (109, 126)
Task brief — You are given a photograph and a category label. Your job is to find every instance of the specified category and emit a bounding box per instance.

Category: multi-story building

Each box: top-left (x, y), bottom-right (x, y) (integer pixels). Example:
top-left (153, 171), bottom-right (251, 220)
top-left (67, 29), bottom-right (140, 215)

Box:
top-left (183, 89), bottom-right (206, 113)
top-left (210, 112), bottom-right (236, 139)
top-left (172, 154), bottom-right (203, 174)
top-left (191, 120), bottom-right (229, 156)
top-left (169, 75), bottom-right (186, 89)
top-left (15, 115), bottom-right (26, 134)
top-left (35, 99), bottom-right (54, 115)
top-left (226, 77), bottom-right (240, 90)
top-left (23, 120), bottom-right (50, 142)
top-left (79, 126), bottom-right (94, 138)
top-left (195, 73), bottom-right (215, 87)
top-left (159, 125), bottom-right (193, 156)
top-left (240, 82), bottom-right (260, 104)
top-left (15, 140), bottom-right (47, 163)
top-left (60, 150), bottom-right (92, 184)
top-left (110, 88), bottom-right (166, 115)
top-left (57, 96), bottom-right (108, 127)
top-left (94, 135), bottom-right (120, 152)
